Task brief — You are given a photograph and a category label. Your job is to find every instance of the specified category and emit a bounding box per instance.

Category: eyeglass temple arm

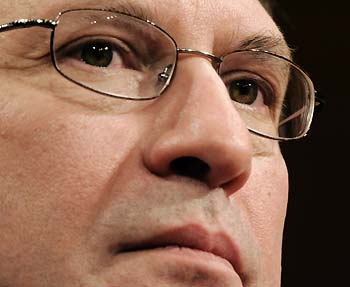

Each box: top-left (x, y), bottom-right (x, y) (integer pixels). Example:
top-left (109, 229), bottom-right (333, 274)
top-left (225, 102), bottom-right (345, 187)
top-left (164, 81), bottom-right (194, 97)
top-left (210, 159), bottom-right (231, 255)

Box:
top-left (0, 19), bottom-right (57, 33)
top-left (314, 93), bottom-right (325, 114)
top-left (278, 106), bottom-right (307, 127)
top-left (278, 92), bottom-right (324, 127)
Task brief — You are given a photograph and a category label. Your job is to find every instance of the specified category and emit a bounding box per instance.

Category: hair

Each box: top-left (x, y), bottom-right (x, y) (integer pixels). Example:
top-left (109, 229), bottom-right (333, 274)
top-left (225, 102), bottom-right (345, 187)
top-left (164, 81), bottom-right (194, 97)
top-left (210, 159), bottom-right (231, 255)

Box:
top-left (260, 0), bottom-right (274, 15)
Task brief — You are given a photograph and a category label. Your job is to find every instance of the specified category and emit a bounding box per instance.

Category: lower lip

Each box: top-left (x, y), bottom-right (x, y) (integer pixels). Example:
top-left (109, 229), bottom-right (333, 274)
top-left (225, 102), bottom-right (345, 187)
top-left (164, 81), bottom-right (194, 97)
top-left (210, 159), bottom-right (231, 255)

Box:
top-left (111, 246), bottom-right (244, 286)
top-left (153, 245), bottom-right (234, 270)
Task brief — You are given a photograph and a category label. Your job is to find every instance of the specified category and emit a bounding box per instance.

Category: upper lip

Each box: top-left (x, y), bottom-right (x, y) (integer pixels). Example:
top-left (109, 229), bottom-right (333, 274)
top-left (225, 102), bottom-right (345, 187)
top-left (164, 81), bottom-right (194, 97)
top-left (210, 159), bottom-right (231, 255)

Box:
top-left (117, 223), bottom-right (243, 274)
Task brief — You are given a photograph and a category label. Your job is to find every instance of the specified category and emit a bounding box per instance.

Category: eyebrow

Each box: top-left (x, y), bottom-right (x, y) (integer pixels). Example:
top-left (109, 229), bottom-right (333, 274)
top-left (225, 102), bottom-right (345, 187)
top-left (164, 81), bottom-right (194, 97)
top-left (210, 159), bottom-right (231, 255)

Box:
top-left (238, 34), bottom-right (292, 58)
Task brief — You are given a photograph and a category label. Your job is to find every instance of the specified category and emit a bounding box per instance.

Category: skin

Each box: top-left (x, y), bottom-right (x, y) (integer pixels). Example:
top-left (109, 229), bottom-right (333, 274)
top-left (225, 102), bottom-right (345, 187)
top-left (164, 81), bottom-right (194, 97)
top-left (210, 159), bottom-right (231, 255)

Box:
top-left (0, 0), bottom-right (289, 286)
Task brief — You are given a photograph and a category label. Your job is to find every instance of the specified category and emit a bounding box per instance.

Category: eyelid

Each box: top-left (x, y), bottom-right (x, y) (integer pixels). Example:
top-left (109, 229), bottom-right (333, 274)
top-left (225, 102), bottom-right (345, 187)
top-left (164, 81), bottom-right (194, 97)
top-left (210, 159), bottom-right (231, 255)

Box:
top-left (54, 35), bottom-right (146, 71)
top-left (55, 33), bottom-right (131, 53)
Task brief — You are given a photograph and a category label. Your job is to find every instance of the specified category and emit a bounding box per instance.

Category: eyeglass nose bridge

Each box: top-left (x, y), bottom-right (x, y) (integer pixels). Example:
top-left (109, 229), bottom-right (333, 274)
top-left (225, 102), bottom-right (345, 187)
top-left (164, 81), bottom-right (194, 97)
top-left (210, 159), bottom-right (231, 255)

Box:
top-left (158, 48), bottom-right (222, 82)
top-left (177, 48), bottom-right (222, 64)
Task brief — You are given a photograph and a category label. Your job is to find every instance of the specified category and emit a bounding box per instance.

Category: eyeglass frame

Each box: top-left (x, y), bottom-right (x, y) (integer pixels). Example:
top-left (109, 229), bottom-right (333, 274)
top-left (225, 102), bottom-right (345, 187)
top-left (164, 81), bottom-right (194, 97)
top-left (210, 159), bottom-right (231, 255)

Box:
top-left (0, 8), bottom-right (321, 142)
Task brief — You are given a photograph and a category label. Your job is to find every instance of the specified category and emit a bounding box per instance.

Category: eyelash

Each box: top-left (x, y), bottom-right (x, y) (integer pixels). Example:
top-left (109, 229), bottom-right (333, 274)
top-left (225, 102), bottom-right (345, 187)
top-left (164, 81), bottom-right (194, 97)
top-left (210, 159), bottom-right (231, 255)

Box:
top-left (54, 34), bottom-right (141, 70)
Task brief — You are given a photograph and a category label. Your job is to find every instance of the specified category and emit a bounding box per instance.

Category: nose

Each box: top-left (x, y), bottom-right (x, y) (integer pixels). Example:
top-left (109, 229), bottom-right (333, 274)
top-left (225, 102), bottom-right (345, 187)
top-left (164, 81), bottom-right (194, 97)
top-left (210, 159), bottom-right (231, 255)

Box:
top-left (142, 57), bottom-right (253, 195)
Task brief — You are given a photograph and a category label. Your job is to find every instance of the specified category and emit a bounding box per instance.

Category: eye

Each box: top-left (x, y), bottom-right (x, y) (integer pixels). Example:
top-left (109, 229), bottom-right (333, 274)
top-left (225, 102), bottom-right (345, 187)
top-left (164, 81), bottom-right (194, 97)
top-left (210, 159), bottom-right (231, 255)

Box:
top-left (57, 36), bottom-right (141, 71)
top-left (228, 79), bottom-right (258, 105)
top-left (80, 40), bottom-right (113, 67)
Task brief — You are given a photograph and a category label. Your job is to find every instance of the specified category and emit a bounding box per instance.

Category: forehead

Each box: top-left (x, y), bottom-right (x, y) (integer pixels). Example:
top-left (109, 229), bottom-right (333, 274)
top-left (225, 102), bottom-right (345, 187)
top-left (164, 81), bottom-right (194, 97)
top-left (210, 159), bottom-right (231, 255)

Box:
top-left (1, 0), bottom-right (288, 55)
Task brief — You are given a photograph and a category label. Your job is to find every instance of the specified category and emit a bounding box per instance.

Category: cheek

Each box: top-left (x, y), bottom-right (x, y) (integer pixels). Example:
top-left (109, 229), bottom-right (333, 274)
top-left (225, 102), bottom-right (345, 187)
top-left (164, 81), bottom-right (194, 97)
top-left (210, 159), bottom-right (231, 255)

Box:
top-left (245, 155), bottom-right (289, 234)
top-left (0, 88), bottom-right (144, 269)
top-left (253, 156), bottom-right (288, 242)
top-left (236, 154), bottom-right (288, 280)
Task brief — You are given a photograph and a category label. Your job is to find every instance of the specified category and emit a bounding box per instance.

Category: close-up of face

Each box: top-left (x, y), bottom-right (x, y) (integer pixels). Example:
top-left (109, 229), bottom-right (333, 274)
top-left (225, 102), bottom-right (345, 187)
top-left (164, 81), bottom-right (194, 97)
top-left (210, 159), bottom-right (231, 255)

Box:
top-left (0, 0), bottom-right (313, 286)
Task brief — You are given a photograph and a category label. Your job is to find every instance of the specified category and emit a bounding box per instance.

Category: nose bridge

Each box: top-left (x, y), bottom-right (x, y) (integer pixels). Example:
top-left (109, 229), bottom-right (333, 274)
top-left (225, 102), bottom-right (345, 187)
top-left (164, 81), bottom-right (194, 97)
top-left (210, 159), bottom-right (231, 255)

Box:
top-left (158, 48), bottom-right (222, 88)
top-left (167, 55), bottom-right (232, 127)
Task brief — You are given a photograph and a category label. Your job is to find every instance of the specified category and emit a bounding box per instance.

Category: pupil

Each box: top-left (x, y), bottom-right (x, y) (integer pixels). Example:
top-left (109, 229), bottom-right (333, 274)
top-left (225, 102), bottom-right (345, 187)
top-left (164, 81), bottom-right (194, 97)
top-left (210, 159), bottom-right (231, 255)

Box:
top-left (81, 41), bottom-right (113, 67)
top-left (229, 80), bottom-right (258, 105)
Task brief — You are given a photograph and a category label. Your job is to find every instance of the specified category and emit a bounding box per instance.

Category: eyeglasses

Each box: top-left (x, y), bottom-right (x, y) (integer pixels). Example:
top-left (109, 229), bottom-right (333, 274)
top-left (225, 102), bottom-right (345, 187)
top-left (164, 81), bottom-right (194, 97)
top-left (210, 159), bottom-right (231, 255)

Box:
top-left (0, 8), bottom-right (318, 141)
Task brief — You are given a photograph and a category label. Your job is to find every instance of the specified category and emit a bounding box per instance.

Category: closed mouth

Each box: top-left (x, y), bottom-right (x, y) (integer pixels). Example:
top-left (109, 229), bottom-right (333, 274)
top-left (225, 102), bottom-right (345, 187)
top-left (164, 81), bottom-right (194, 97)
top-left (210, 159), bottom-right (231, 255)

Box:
top-left (114, 224), bottom-right (243, 275)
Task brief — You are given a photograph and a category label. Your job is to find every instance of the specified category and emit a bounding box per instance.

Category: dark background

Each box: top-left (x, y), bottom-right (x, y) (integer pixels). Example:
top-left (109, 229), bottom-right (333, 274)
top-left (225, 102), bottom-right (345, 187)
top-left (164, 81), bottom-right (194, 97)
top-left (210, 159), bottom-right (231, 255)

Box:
top-left (274, 1), bottom-right (348, 286)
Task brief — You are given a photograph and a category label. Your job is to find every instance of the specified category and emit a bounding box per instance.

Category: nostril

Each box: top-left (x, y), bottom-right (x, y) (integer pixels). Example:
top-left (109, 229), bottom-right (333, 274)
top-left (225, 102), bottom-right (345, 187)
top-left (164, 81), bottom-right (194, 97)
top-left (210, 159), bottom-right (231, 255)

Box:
top-left (169, 156), bottom-right (210, 181)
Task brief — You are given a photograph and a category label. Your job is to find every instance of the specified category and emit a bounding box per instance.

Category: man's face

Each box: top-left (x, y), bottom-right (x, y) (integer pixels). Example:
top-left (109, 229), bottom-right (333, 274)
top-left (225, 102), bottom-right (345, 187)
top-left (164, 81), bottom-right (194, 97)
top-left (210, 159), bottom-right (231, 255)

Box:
top-left (0, 0), bottom-right (289, 286)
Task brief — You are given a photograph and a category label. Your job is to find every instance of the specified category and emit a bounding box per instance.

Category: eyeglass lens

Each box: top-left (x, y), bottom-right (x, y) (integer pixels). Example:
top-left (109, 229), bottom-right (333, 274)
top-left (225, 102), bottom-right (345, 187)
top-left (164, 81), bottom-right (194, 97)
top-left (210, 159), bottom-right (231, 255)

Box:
top-left (52, 9), bottom-right (314, 140)
top-left (218, 51), bottom-right (313, 139)
top-left (53, 9), bottom-right (177, 100)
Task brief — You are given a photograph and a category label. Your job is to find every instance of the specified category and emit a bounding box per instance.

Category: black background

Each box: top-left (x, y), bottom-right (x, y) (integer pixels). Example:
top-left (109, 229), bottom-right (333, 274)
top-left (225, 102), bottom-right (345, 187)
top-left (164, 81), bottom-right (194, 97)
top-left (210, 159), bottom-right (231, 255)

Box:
top-left (274, 1), bottom-right (348, 286)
